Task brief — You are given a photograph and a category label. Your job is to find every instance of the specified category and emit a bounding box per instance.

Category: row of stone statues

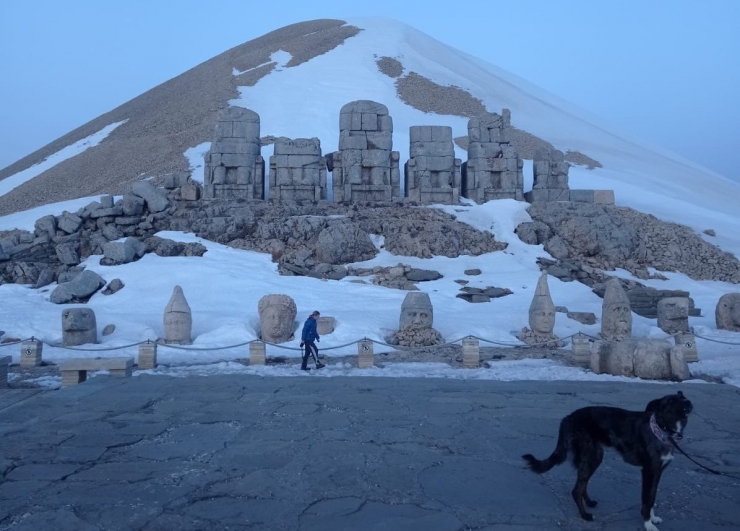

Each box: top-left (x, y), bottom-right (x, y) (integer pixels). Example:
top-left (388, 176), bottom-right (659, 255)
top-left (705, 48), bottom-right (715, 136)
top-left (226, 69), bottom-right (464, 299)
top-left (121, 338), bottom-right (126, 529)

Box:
top-left (57, 282), bottom-right (740, 384)
top-left (202, 100), bottom-right (614, 206)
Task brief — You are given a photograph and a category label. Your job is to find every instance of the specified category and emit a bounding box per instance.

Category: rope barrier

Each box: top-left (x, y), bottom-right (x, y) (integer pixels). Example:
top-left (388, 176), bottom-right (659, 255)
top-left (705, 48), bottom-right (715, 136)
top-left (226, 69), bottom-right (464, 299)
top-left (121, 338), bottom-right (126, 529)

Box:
top-left (5, 329), bottom-right (740, 355)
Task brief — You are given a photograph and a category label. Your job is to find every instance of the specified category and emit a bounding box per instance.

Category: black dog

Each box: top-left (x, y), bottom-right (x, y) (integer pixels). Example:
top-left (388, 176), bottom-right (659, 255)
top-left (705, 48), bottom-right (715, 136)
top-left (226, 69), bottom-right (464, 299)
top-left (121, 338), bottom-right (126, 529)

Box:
top-left (522, 391), bottom-right (692, 531)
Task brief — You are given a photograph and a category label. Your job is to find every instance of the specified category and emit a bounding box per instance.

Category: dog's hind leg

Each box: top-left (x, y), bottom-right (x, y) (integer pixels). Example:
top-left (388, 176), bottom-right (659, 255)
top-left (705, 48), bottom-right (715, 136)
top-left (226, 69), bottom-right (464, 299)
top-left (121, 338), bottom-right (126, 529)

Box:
top-left (571, 440), bottom-right (602, 521)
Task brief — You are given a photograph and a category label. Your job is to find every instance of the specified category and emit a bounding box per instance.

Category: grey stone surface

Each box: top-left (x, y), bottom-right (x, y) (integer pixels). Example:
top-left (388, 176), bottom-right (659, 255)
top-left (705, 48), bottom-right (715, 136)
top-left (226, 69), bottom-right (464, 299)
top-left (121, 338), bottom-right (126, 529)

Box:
top-left (657, 297), bottom-right (690, 334)
top-left (131, 181), bottom-right (170, 213)
top-left (590, 339), bottom-right (690, 380)
top-left (163, 285), bottom-right (192, 344)
top-left (204, 107), bottom-right (265, 200)
top-left (269, 138), bottom-right (327, 202)
top-left (405, 126), bottom-right (461, 204)
top-left (330, 100), bottom-right (401, 202)
top-left (0, 376), bottom-right (738, 531)
top-left (50, 270), bottom-right (106, 304)
top-left (462, 110), bottom-right (524, 202)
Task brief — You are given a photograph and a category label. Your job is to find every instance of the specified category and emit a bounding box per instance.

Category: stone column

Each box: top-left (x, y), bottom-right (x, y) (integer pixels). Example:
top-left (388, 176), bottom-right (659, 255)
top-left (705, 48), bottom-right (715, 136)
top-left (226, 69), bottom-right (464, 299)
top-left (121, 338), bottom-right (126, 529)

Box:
top-left (138, 342), bottom-right (157, 370)
top-left (571, 333), bottom-right (591, 366)
top-left (250, 341), bottom-right (266, 366)
top-left (462, 337), bottom-right (480, 368)
top-left (358, 339), bottom-right (374, 368)
top-left (20, 339), bottom-right (43, 368)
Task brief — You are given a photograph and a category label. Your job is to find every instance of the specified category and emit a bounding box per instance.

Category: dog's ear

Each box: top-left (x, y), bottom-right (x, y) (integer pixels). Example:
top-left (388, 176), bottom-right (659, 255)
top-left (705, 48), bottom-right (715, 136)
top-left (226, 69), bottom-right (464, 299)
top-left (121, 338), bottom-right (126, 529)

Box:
top-left (677, 390), bottom-right (684, 397)
top-left (645, 397), bottom-right (661, 412)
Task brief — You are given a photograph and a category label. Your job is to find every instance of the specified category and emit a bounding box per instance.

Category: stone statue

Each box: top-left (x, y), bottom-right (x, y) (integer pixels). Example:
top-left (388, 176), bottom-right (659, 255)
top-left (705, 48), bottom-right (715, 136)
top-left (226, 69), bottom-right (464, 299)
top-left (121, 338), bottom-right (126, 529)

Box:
top-left (716, 293), bottom-right (740, 331)
top-left (387, 292), bottom-right (444, 347)
top-left (258, 294), bottom-right (297, 344)
top-left (163, 285), bottom-right (192, 344)
top-left (656, 297), bottom-right (689, 334)
top-left (590, 339), bottom-right (690, 381)
top-left (600, 278), bottom-right (632, 341)
top-left (518, 272), bottom-right (563, 347)
top-left (62, 307), bottom-right (97, 346)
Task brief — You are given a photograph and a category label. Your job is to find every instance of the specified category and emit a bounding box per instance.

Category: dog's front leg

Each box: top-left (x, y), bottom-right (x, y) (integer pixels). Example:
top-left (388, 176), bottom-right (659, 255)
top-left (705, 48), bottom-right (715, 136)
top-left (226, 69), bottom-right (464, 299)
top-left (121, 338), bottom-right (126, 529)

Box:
top-left (640, 466), bottom-right (663, 531)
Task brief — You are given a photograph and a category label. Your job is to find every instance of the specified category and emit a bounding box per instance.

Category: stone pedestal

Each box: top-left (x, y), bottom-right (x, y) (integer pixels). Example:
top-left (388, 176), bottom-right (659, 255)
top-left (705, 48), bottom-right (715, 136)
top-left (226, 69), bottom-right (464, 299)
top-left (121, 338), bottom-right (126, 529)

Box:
top-left (20, 340), bottom-right (43, 368)
top-left (138, 342), bottom-right (157, 370)
top-left (462, 337), bottom-right (480, 368)
top-left (250, 341), bottom-right (266, 366)
top-left (358, 340), bottom-right (374, 369)
top-left (0, 355), bottom-right (10, 388)
top-left (571, 333), bottom-right (591, 366)
top-left (674, 333), bottom-right (698, 363)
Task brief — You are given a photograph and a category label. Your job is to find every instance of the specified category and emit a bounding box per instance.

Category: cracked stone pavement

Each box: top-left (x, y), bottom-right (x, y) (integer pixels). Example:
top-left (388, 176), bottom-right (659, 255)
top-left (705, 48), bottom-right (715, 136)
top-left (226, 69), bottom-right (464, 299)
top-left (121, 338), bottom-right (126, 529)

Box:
top-left (1, 375), bottom-right (739, 530)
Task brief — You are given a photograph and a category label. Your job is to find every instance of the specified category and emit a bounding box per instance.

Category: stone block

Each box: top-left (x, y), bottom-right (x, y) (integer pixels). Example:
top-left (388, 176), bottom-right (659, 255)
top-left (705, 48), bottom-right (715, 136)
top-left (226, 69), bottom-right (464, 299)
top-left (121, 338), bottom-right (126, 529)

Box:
top-left (361, 113), bottom-right (378, 131)
top-left (524, 189), bottom-right (551, 203)
top-left (366, 131), bottom-right (393, 151)
top-left (232, 121), bottom-right (261, 139)
top-left (568, 189), bottom-right (595, 203)
top-left (571, 333), bottom-right (591, 366)
top-left (138, 342), bottom-right (157, 370)
top-left (250, 341), bottom-right (266, 366)
top-left (58, 212), bottom-right (83, 234)
top-left (339, 131), bottom-right (368, 151)
top-left (181, 183), bottom-right (200, 201)
top-left (59, 357), bottom-right (134, 387)
top-left (317, 317), bottom-right (336, 335)
top-left (20, 340), bottom-right (43, 368)
top-left (431, 126), bottom-right (453, 143)
top-left (593, 190), bottom-right (615, 204)
top-left (358, 339), bottom-right (374, 368)
top-left (99, 195), bottom-right (114, 209)
top-left (221, 153), bottom-right (255, 167)
top-left (674, 333), bottom-right (698, 363)
top-left (409, 126), bottom-right (433, 143)
top-left (378, 114), bottom-right (393, 133)
top-left (462, 337), bottom-right (480, 368)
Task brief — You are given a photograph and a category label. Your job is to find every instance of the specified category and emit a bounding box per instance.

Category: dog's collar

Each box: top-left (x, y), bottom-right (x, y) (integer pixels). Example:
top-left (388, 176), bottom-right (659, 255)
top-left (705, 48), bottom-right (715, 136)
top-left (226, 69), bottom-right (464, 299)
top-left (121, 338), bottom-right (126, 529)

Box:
top-left (649, 413), bottom-right (672, 446)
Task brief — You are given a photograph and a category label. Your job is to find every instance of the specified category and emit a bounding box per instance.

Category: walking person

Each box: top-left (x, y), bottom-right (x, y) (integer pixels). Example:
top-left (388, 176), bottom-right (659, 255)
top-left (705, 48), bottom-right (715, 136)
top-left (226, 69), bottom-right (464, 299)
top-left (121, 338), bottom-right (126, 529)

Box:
top-left (300, 310), bottom-right (325, 371)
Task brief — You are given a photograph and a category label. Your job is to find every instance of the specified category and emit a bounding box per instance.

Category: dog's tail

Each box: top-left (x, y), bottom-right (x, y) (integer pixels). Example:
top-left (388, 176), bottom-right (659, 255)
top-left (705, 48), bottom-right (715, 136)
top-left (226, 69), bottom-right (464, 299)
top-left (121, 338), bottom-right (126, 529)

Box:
top-left (522, 416), bottom-right (570, 474)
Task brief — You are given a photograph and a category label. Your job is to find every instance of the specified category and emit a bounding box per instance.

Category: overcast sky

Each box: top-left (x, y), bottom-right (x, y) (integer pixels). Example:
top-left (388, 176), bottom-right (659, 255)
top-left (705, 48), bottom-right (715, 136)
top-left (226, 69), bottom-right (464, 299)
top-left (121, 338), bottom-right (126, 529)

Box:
top-left (1, 0), bottom-right (738, 181)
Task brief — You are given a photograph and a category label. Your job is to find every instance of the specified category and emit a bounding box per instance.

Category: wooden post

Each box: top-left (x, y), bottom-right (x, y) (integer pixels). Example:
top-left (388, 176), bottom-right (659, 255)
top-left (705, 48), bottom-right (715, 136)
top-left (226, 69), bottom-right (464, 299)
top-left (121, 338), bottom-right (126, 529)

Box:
top-left (462, 337), bottom-right (480, 368)
top-left (358, 339), bottom-right (374, 369)
top-left (20, 339), bottom-right (43, 368)
top-left (250, 341), bottom-right (266, 366)
top-left (138, 342), bottom-right (157, 370)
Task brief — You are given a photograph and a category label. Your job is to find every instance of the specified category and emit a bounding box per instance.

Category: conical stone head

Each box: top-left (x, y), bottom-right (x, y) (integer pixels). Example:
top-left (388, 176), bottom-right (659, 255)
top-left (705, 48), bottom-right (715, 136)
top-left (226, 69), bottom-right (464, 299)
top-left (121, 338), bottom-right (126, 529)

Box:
top-left (165, 285), bottom-right (191, 314)
top-left (529, 272), bottom-right (556, 334)
top-left (164, 285), bottom-right (192, 343)
top-left (601, 278), bottom-right (632, 341)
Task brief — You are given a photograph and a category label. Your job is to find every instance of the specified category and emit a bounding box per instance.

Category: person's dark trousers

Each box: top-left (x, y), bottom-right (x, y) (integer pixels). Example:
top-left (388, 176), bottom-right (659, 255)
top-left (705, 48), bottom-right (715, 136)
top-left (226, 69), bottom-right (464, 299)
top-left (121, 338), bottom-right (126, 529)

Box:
top-left (301, 341), bottom-right (318, 369)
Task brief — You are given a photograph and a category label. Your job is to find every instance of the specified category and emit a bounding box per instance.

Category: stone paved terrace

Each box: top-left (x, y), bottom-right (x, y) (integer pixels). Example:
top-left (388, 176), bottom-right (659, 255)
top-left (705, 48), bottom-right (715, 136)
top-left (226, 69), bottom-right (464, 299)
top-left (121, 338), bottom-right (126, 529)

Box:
top-left (1, 376), bottom-right (739, 531)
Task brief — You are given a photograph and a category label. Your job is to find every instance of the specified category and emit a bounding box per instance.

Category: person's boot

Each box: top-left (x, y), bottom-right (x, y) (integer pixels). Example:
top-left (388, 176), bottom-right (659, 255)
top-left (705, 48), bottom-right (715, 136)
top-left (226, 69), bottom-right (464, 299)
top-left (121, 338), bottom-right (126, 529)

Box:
top-left (316, 362), bottom-right (325, 369)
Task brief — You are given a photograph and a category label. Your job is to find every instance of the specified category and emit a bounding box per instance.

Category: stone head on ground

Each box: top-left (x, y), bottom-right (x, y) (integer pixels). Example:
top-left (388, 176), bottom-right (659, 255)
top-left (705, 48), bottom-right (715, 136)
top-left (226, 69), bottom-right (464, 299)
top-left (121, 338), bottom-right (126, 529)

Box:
top-left (529, 272), bottom-right (556, 335)
top-left (164, 285), bottom-right (192, 344)
top-left (399, 292), bottom-right (433, 330)
top-left (716, 293), bottom-right (740, 331)
top-left (258, 294), bottom-right (297, 343)
top-left (61, 307), bottom-right (97, 346)
top-left (601, 278), bottom-right (632, 341)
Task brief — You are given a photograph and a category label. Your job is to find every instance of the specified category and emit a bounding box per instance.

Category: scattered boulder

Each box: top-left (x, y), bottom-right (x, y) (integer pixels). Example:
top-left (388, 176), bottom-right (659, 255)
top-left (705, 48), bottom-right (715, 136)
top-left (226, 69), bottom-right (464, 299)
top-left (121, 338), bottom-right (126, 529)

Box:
top-left (567, 311), bottom-right (597, 325)
top-left (464, 268), bottom-right (482, 276)
top-left (405, 268), bottom-right (442, 282)
top-left (102, 278), bottom-right (124, 295)
top-left (50, 270), bottom-right (105, 304)
top-left (131, 181), bottom-right (170, 213)
top-left (102, 324), bottom-right (116, 336)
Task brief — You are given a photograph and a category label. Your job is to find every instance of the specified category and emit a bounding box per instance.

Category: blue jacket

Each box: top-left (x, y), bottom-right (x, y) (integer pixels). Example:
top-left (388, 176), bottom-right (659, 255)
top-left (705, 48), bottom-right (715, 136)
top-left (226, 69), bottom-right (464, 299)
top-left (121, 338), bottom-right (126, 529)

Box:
top-left (301, 317), bottom-right (320, 342)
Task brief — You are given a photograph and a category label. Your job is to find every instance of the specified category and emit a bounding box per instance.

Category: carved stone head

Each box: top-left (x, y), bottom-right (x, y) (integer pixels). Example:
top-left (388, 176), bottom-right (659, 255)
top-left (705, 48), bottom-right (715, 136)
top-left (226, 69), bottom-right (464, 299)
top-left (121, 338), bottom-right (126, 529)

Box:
top-left (399, 292), bottom-right (433, 330)
top-left (716, 293), bottom-right (740, 331)
top-left (258, 294), bottom-right (297, 343)
top-left (62, 307), bottom-right (97, 346)
top-left (601, 278), bottom-right (632, 341)
top-left (164, 285), bottom-right (192, 344)
top-left (657, 297), bottom-right (689, 334)
top-left (529, 272), bottom-right (556, 335)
